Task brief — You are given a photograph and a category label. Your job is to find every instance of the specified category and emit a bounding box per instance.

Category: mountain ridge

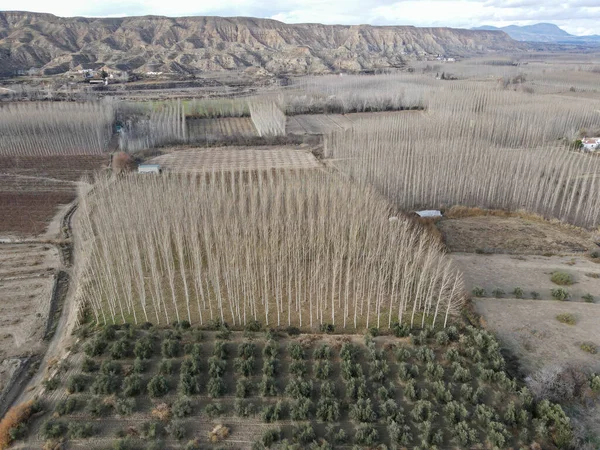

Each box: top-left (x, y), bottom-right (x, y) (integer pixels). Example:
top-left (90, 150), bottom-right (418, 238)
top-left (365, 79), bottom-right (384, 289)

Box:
top-left (0, 11), bottom-right (524, 76)
top-left (472, 23), bottom-right (600, 44)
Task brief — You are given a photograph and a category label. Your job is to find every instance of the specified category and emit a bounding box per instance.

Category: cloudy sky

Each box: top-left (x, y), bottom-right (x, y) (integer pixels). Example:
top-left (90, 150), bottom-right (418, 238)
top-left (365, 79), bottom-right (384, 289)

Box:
top-left (1, 0), bottom-right (598, 36)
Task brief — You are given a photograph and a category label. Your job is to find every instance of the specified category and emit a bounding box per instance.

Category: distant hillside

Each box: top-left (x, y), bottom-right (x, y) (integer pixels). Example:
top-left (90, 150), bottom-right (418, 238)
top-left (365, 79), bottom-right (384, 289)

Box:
top-left (473, 23), bottom-right (600, 44)
top-left (0, 11), bottom-right (524, 76)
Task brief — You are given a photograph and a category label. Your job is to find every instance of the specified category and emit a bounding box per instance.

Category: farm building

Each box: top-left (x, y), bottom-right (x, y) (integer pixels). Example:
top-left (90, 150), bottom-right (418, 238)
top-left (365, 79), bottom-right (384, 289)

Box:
top-left (582, 137), bottom-right (600, 152)
top-left (137, 164), bottom-right (162, 174)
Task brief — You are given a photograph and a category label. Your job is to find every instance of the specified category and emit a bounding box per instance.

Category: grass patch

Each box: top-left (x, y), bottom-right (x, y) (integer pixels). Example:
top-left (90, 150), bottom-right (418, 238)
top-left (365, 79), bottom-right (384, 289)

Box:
top-left (580, 342), bottom-right (598, 354)
top-left (550, 271), bottom-right (573, 286)
top-left (551, 288), bottom-right (570, 301)
top-left (555, 313), bottom-right (577, 325)
top-left (582, 294), bottom-right (595, 303)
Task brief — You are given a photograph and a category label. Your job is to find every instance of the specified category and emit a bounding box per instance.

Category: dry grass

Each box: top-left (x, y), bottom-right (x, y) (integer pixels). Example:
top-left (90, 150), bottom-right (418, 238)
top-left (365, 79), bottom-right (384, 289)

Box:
top-left (556, 313), bottom-right (577, 325)
top-left (0, 401), bottom-right (33, 449)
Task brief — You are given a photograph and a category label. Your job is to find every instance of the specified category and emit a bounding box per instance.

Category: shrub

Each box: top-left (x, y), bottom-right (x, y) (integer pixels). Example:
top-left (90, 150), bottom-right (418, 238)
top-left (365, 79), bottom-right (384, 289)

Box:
top-left (167, 420), bottom-right (186, 440)
top-left (349, 398), bottom-right (377, 423)
top-left (141, 421), bottom-right (164, 439)
top-left (288, 342), bottom-right (305, 360)
top-left (159, 359), bottom-right (174, 375)
top-left (285, 378), bottom-right (312, 399)
top-left (354, 423), bottom-right (379, 446)
top-left (261, 401), bottom-right (283, 423)
top-left (234, 399), bottom-right (256, 417)
top-left (173, 396), bottom-right (193, 418)
top-left (110, 338), bottom-right (131, 359)
top-left (67, 374), bottom-right (89, 394)
top-left (551, 271), bottom-right (573, 286)
top-left (208, 424), bottom-right (230, 443)
top-left (150, 403), bottom-right (171, 422)
top-left (234, 356), bottom-right (255, 376)
top-left (122, 374), bottom-right (144, 396)
top-left (55, 397), bottom-right (78, 416)
top-left (236, 378), bottom-right (252, 398)
top-left (316, 397), bottom-right (341, 422)
top-left (512, 287), bottom-right (524, 298)
top-left (590, 374), bottom-right (600, 392)
top-left (292, 423), bottom-right (315, 444)
top-left (289, 398), bottom-right (312, 421)
top-left (261, 428), bottom-right (281, 447)
top-left (147, 374), bottom-right (169, 397)
top-left (90, 373), bottom-right (121, 395)
top-left (245, 320), bottom-right (262, 332)
top-left (209, 356), bottom-right (226, 378)
top-left (556, 313), bottom-right (577, 325)
top-left (161, 339), bottom-right (181, 358)
top-left (0, 401), bottom-right (35, 449)
top-left (213, 341), bottom-right (228, 359)
top-left (582, 293), bottom-right (595, 303)
top-left (392, 322), bottom-right (411, 337)
top-left (551, 288), bottom-right (570, 301)
top-left (84, 338), bottom-right (107, 357)
top-left (259, 376), bottom-right (278, 397)
top-left (115, 398), bottom-right (136, 416)
top-left (41, 420), bottom-right (67, 439)
top-left (238, 342), bottom-right (257, 359)
top-left (113, 438), bottom-right (134, 450)
top-left (86, 396), bottom-right (111, 417)
top-left (262, 358), bottom-right (277, 377)
top-left (133, 337), bottom-right (154, 359)
top-left (472, 287), bottom-right (486, 297)
top-left (185, 440), bottom-right (201, 450)
top-left (81, 358), bottom-right (98, 373)
top-left (133, 358), bottom-right (147, 373)
top-left (289, 360), bottom-right (307, 377)
top-left (263, 340), bottom-right (279, 358)
top-left (207, 377), bottom-right (225, 398)
top-left (43, 377), bottom-right (59, 391)
top-left (491, 288), bottom-right (505, 298)
top-left (313, 344), bottom-right (332, 360)
top-left (581, 342), bottom-right (598, 354)
top-left (315, 360), bottom-right (332, 380)
top-left (67, 422), bottom-right (95, 439)
top-left (319, 323), bottom-right (335, 334)
top-left (100, 360), bottom-right (122, 375)
top-left (530, 291), bottom-right (540, 299)
top-left (205, 403), bottom-right (224, 418)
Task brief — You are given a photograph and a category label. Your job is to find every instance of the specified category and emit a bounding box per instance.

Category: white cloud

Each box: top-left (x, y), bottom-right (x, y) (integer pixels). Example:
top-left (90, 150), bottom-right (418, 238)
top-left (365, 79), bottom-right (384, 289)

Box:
top-left (1, 0), bottom-right (598, 36)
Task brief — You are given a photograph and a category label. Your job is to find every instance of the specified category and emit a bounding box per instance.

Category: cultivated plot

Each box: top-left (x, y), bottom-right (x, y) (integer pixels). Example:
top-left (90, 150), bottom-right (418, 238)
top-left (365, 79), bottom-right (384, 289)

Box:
top-left (146, 146), bottom-right (322, 173)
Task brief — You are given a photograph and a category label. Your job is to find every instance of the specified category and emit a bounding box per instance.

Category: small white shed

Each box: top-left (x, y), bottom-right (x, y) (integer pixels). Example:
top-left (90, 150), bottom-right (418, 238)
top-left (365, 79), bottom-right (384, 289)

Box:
top-left (138, 164), bottom-right (161, 174)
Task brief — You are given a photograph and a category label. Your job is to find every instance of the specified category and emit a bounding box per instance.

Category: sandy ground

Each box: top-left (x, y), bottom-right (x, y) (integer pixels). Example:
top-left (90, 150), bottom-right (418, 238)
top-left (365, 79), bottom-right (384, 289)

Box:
top-left (147, 145), bottom-right (322, 172)
top-left (452, 253), bottom-right (600, 302)
top-left (0, 243), bottom-right (59, 359)
top-left (474, 298), bottom-right (600, 374)
top-left (439, 215), bottom-right (598, 255)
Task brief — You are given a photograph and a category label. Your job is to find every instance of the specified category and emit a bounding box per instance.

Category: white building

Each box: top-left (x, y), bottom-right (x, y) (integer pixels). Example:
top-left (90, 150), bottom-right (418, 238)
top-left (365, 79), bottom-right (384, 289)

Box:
top-left (138, 164), bottom-right (162, 174)
top-left (582, 138), bottom-right (600, 152)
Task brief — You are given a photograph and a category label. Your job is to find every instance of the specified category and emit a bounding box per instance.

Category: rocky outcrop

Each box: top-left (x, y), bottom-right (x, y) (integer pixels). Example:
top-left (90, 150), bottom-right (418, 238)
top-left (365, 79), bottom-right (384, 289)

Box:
top-left (0, 12), bottom-right (524, 76)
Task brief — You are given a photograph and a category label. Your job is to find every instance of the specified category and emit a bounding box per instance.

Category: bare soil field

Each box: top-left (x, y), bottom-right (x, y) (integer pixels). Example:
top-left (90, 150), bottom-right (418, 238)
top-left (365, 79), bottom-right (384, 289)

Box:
top-left (146, 146), bottom-right (322, 172)
top-left (474, 298), bottom-right (600, 373)
top-left (0, 155), bottom-right (108, 236)
top-left (452, 253), bottom-right (600, 302)
top-left (0, 243), bottom-right (59, 360)
top-left (438, 215), bottom-right (598, 255)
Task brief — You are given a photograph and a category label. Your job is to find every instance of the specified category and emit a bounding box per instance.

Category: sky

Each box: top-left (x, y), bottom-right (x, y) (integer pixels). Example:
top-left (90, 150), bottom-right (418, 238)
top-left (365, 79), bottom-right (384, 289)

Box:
top-left (1, 0), bottom-right (599, 36)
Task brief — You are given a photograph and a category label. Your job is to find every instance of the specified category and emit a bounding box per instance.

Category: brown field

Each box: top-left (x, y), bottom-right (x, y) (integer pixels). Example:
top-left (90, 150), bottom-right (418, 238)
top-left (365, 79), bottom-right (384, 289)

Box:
top-left (146, 146), bottom-right (322, 173)
top-left (438, 214), bottom-right (598, 255)
top-left (0, 156), bottom-right (108, 237)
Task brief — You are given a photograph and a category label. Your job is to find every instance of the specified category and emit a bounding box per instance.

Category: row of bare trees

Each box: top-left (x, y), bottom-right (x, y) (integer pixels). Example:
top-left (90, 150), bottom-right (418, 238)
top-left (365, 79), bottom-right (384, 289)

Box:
top-left (248, 100), bottom-right (286, 137)
top-left (76, 171), bottom-right (464, 329)
top-left (325, 88), bottom-right (600, 229)
top-left (0, 101), bottom-right (115, 156)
